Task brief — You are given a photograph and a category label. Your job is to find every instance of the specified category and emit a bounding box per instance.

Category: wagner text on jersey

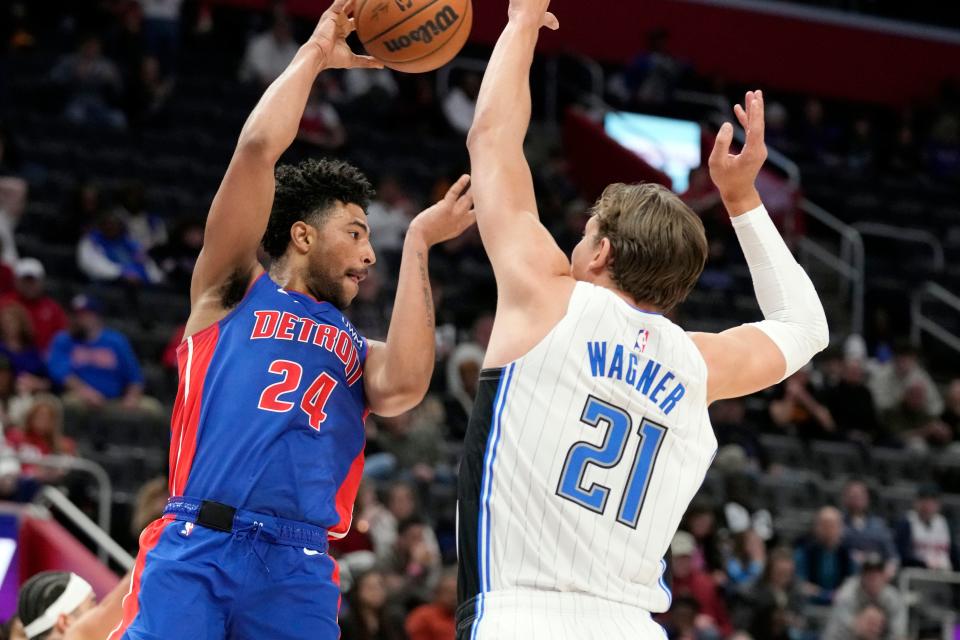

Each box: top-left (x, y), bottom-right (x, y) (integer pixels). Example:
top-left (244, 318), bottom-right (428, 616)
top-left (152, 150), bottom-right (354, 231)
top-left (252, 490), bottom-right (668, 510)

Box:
top-left (586, 341), bottom-right (685, 415)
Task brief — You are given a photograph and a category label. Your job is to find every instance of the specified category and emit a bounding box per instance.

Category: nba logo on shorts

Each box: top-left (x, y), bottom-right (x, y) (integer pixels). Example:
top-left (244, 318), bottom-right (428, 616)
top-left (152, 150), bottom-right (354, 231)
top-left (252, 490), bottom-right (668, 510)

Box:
top-left (634, 328), bottom-right (650, 353)
top-left (180, 522), bottom-right (194, 537)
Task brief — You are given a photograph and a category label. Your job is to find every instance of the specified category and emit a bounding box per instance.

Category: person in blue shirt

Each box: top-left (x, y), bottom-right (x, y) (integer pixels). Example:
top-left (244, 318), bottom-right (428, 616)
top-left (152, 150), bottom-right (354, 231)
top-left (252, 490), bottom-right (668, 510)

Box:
top-left (794, 506), bottom-right (856, 605)
top-left (47, 294), bottom-right (163, 419)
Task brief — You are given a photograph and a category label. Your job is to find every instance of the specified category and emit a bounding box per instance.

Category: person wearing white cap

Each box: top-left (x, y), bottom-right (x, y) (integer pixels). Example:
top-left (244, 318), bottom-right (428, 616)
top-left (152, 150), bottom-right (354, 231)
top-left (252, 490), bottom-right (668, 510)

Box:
top-left (0, 258), bottom-right (67, 352)
top-left (16, 570), bottom-right (129, 640)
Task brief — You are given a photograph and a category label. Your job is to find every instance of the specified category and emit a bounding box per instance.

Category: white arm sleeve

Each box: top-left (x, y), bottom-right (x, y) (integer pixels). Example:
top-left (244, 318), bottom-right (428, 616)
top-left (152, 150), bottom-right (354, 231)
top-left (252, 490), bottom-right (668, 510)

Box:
top-left (732, 204), bottom-right (829, 381)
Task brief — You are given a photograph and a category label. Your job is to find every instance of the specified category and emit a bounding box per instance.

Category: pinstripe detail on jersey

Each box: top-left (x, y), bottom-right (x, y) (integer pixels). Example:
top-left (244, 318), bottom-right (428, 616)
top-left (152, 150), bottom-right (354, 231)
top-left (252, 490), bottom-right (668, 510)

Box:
top-left (471, 362), bottom-right (515, 640)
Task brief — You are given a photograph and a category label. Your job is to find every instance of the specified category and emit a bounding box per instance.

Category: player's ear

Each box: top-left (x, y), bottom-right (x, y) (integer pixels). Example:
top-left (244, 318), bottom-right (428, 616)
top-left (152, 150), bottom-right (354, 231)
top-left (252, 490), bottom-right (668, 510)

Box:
top-left (289, 221), bottom-right (316, 254)
top-left (589, 236), bottom-right (613, 273)
top-left (55, 612), bottom-right (71, 633)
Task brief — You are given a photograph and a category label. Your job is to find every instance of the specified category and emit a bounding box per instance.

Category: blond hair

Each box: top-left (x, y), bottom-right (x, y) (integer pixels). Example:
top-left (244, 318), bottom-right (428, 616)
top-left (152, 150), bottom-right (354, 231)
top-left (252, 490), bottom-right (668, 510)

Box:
top-left (592, 183), bottom-right (707, 312)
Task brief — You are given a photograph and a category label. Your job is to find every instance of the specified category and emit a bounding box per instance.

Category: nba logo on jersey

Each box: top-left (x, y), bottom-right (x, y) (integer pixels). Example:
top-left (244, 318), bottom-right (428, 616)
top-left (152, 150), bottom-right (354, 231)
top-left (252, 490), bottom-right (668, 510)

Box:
top-left (179, 522), bottom-right (194, 537)
top-left (634, 328), bottom-right (651, 353)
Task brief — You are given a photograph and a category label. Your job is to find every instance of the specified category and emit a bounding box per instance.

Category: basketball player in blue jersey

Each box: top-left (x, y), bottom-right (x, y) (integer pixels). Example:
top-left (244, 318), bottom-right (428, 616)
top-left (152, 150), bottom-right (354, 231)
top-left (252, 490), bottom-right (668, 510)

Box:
top-left (457, 0), bottom-right (828, 638)
top-left (109, 2), bottom-right (476, 639)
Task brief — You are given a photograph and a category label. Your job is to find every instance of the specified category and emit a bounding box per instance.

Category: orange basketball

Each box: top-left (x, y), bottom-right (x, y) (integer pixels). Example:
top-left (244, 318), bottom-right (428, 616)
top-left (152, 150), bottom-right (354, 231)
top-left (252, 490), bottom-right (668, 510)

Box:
top-left (355, 0), bottom-right (473, 73)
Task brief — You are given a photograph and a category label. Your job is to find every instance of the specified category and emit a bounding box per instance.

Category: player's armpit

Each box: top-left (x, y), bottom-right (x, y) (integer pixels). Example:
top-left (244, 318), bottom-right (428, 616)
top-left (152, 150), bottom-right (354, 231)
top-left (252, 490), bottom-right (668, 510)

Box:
top-left (363, 340), bottom-right (428, 418)
top-left (691, 326), bottom-right (788, 403)
top-left (190, 146), bottom-right (274, 307)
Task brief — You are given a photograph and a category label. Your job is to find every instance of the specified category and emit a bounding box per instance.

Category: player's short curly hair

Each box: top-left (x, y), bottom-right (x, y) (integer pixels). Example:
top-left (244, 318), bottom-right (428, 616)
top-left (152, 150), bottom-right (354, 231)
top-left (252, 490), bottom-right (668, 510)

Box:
top-left (261, 158), bottom-right (376, 260)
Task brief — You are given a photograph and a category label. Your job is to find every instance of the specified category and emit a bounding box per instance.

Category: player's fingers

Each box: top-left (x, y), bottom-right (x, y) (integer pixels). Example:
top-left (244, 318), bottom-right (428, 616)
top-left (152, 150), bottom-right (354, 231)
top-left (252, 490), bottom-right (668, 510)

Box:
top-left (709, 122), bottom-right (734, 167)
top-left (753, 89), bottom-right (766, 141)
top-left (455, 193), bottom-right (475, 215)
top-left (352, 54), bottom-right (384, 69)
top-left (542, 12), bottom-right (560, 30)
top-left (329, 0), bottom-right (351, 15)
top-left (346, 18), bottom-right (357, 34)
top-left (447, 174), bottom-right (471, 200)
top-left (733, 103), bottom-right (748, 129)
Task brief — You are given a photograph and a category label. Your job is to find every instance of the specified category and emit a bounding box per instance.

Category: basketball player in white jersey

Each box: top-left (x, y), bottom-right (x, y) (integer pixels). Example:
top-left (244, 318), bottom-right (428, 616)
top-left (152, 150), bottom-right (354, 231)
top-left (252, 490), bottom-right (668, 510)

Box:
top-left (455, 1), bottom-right (829, 638)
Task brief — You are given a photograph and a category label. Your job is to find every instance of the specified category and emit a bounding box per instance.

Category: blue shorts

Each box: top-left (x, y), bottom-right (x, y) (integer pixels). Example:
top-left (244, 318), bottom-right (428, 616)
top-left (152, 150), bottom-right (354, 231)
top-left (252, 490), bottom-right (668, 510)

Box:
top-left (109, 497), bottom-right (341, 640)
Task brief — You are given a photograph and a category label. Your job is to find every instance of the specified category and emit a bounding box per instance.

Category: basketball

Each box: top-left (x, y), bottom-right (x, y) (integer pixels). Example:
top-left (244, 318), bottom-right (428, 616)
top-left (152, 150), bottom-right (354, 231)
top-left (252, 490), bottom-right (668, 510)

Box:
top-left (356, 0), bottom-right (473, 73)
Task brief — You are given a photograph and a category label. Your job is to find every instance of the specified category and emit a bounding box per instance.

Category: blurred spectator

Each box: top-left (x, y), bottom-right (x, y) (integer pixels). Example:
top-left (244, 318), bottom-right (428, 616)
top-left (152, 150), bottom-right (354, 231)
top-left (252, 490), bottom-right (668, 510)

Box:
top-left (444, 341), bottom-right (483, 440)
top-left (4, 394), bottom-right (74, 482)
top-left (769, 368), bottom-right (836, 440)
top-left (0, 124), bottom-right (28, 224)
top-left (344, 68), bottom-right (399, 107)
top-left (887, 124), bottom-right (921, 178)
top-left (624, 29), bottom-right (682, 105)
top-left (845, 116), bottom-right (877, 174)
top-left (740, 548), bottom-right (807, 640)
top-left (794, 506), bottom-right (855, 604)
top-left (60, 180), bottom-right (104, 244)
top-left (139, 0), bottom-right (183, 75)
top-left (404, 567), bottom-right (456, 640)
top-left (366, 174), bottom-right (417, 259)
top-left (47, 295), bottom-right (163, 417)
top-left (375, 399), bottom-right (445, 483)
top-left (682, 502), bottom-right (725, 580)
top-left (239, 15), bottom-right (299, 87)
top-left (726, 529), bottom-right (766, 590)
top-left (347, 270), bottom-right (389, 341)
top-left (114, 182), bottom-right (167, 252)
top-left (841, 480), bottom-right (899, 573)
top-left (297, 83), bottom-right (347, 151)
top-left (339, 570), bottom-right (403, 640)
top-left (126, 55), bottom-right (174, 127)
top-left (669, 531), bottom-right (733, 637)
top-left (0, 258), bottom-right (69, 352)
top-left (660, 595), bottom-right (721, 640)
top-left (822, 357), bottom-right (880, 442)
top-left (894, 483), bottom-right (959, 570)
top-left (442, 73), bottom-right (481, 136)
top-left (880, 379), bottom-right (952, 448)
top-left (151, 218), bottom-right (203, 288)
top-left (794, 98), bottom-right (839, 164)
top-left (51, 35), bottom-right (127, 129)
top-left (77, 211), bottom-right (164, 285)
top-left (941, 378), bottom-right (960, 441)
top-left (130, 476), bottom-right (168, 539)
top-left (870, 341), bottom-right (943, 416)
top-left (709, 398), bottom-right (767, 468)
top-left (377, 516), bottom-right (441, 602)
top-left (823, 556), bottom-right (907, 640)
top-left (0, 303), bottom-right (48, 383)
top-left (0, 356), bottom-right (32, 428)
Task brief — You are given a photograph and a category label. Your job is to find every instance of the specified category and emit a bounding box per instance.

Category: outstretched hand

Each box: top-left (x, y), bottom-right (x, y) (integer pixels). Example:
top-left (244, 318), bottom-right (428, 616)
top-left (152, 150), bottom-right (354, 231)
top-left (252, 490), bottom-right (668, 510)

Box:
top-left (408, 174), bottom-right (476, 247)
top-left (508, 0), bottom-right (559, 30)
top-left (310, 0), bottom-right (384, 70)
top-left (709, 90), bottom-right (768, 211)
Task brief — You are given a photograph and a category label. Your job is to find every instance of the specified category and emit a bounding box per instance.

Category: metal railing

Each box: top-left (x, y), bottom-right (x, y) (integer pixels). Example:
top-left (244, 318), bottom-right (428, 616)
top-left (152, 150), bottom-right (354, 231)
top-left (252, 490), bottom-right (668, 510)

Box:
top-left (798, 199), bottom-right (866, 336)
top-left (898, 567), bottom-right (960, 640)
top-left (852, 222), bottom-right (946, 272)
top-left (911, 282), bottom-right (960, 355)
top-left (34, 486), bottom-right (135, 571)
top-left (10, 452), bottom-right (117, 563)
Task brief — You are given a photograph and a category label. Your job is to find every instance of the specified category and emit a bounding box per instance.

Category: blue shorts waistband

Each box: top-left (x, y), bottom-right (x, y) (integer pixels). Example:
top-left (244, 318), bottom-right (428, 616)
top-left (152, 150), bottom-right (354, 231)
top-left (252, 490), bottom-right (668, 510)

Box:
top-left (164, 497), bottom-right (330, 552)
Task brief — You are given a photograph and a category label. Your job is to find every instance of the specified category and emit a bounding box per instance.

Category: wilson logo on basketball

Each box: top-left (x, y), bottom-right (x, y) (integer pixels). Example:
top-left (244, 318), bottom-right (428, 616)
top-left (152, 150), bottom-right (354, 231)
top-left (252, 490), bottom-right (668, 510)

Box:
top-left (383, 5), bottom-right (460, 52)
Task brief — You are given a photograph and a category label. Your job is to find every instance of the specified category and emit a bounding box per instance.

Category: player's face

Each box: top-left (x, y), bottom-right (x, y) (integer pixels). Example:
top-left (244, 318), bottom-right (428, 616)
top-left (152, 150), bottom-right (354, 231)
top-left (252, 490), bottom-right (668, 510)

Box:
top-left (307, 203), bottom-right (376, 309)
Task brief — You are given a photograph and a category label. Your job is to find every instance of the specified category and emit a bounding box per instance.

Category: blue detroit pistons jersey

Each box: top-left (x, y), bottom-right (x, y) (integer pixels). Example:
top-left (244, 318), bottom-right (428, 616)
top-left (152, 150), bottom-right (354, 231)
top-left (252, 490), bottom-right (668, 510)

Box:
top-left (168, 273), bottom-right (368, 537)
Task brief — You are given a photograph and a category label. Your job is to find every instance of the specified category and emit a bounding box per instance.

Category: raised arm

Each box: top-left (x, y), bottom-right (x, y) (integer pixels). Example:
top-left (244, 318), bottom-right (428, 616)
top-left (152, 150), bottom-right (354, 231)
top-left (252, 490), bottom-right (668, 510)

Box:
top-left (187, 0), bottom-right (380, 336)
top-left (364, 177), bottom-right (475, 417)
top-left (691, 91), bottom-right (829, 402)
top-left (466, 0), bottom-right (574, 366)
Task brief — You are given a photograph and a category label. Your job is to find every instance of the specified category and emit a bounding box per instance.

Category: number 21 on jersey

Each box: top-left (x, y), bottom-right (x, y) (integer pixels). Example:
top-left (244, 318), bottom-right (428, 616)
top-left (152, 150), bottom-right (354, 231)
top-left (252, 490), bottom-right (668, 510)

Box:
top-left (556, 395), bottom-right (667, 528)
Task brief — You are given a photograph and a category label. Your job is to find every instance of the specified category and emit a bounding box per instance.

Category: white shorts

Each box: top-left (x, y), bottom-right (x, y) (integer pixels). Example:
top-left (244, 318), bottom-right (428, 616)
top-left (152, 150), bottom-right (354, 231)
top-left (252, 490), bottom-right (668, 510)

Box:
top-left (465, 590), bottom-right (668, 640)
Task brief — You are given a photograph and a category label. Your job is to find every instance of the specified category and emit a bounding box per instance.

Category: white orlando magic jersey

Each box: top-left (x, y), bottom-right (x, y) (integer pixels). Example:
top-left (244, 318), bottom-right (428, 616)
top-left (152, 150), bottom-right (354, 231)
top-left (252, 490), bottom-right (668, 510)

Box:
top-left (457, 281), bottom-right (717, 632)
